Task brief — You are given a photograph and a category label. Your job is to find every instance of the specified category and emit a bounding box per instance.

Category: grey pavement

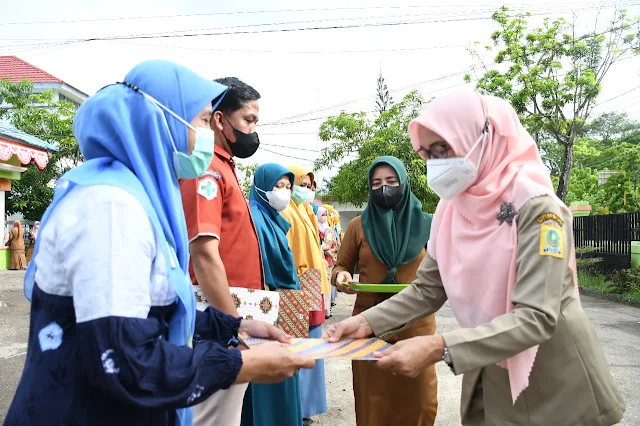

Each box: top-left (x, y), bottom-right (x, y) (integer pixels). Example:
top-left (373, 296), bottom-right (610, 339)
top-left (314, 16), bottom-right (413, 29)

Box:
top-left (1, 270), bottom-right (639, 425)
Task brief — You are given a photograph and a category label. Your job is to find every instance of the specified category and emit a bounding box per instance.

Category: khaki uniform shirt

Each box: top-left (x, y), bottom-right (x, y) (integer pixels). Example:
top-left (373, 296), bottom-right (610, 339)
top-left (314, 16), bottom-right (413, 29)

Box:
top-left (362, 195), bottom-right (625, 426)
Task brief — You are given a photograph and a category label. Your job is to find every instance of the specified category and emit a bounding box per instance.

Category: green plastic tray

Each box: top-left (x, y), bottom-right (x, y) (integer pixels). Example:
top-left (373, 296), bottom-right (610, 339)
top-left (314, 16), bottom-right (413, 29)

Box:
top-left (346, 283), bottom-right (409, 293)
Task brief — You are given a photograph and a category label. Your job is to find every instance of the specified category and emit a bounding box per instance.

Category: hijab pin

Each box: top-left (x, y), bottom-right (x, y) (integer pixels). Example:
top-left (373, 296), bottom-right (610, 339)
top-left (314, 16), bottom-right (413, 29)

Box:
top-left (497, 201), bottom-right (518, 225)
top-left (117, 81), bottom-right (141, 93)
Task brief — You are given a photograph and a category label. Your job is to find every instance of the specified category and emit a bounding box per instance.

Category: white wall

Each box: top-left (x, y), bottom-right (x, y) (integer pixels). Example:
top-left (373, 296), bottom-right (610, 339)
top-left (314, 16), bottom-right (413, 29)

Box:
top-left (333, 202), bottom-right (366, 227)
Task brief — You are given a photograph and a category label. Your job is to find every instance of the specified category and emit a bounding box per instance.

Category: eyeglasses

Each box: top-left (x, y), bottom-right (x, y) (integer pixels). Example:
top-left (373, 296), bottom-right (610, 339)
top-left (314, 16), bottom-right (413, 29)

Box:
top-left (418, 142), bottom-right (454, 160)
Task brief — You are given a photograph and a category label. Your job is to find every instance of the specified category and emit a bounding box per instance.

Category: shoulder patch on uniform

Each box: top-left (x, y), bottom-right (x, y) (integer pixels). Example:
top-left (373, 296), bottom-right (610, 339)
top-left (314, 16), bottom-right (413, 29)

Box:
top-left (197, 177), bottom-right (218, 201)
top-left (203, 170), bottom-right (222, 180)
top-left (539, 224), bottom-right (565, 258)
top-left (536, 212), bottom-right (563, 226)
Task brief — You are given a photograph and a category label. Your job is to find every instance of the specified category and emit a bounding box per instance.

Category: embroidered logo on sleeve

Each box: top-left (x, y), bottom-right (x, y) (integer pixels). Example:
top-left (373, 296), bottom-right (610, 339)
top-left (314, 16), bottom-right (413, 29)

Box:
top-left (536, 212), bottom-right (564, 226)
top-left (204, 170), bottom-right (222, 180)
top-left (539, 224), bottom-right (565, 258)
top-left (197, 177), bottom-right (218, 201)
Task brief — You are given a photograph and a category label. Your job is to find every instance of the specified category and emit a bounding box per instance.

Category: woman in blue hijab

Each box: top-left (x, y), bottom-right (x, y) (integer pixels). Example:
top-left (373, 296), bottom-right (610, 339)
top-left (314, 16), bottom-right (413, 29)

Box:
top-left (242, 163), bottom-right (303, 426)
top-left (4, 61), bottom-right (313, 426)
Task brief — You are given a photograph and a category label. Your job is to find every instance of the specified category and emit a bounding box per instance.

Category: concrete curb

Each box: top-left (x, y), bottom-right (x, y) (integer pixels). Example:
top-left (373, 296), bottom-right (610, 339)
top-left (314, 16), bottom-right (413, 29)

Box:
top-left (578, 286), bottom-right (640, 308)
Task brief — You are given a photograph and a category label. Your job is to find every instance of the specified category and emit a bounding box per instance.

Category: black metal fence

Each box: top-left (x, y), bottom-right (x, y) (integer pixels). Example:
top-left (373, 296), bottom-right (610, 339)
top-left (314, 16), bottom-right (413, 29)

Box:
top-left (573, 213), bottom-right (640, 270)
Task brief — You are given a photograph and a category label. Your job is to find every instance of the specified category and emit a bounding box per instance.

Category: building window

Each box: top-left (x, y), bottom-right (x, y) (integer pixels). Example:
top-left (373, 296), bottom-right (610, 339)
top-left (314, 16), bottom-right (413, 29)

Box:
top-left (59, 94), bottom-right (80, 109)
top-left (598, 170), bottom-right (618, 186)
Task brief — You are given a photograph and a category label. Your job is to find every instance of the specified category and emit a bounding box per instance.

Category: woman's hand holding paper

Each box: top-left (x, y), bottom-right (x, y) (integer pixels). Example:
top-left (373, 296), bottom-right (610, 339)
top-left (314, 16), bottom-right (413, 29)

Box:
top-left (322, 314), bottom-right (373, 342)
top-left (374, 335), bottom-right (445, 378)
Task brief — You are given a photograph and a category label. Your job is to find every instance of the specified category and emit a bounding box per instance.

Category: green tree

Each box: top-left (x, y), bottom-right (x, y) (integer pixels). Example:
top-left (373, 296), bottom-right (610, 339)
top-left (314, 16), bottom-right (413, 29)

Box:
top-left (0, 79), bottom-right (81, 220)
top-left (315, 91), bottom-right (439, 212)
top-left (562, 121), bottom-right (640, 213)
top-left (375, 72), bottom-right (393, 116)
top-left (236, 162), bottom-right (259, 198)
top-left (467, 6), bottom-right (638, 201)
top-left (585, 112), bottom-right (640, 145)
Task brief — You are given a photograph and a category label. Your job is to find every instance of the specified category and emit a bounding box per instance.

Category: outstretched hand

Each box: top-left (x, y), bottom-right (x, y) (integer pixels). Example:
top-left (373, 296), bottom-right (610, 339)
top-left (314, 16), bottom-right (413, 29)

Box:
top-left (322, 314), bottom-right (373, 342)
top-left (236, 342), bottom-right (316, 385)
top-left (374, 335), bottom-right (445, 378)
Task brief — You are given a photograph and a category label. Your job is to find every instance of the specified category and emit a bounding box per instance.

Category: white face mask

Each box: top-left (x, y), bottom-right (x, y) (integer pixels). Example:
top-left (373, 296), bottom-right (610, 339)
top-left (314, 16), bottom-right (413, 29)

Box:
top-left (426, 119), bottom-right (490, 200)
top-left (255, 186), bottom-right (291, 211)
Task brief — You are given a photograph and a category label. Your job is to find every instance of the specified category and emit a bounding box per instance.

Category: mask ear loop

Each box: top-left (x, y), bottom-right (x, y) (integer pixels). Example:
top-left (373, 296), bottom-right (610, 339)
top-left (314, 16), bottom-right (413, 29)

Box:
top-left (252, 185), bottom-right (271, 205)
top-left (117, 81), bottom-right (197, 155)
top-left (475, 117), bottom-right (491, 168)
top-left (117, 81), bottom-right (191, 179)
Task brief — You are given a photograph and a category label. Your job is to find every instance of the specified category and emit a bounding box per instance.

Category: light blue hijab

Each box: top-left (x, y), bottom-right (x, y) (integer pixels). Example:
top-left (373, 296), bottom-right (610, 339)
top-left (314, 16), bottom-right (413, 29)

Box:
top-left (24, 60), bottom-right (227, 426)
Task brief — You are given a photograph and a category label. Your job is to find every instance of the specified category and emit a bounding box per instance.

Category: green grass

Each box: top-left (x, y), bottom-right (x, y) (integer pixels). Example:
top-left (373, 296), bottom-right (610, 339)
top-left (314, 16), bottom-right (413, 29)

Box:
top-left (621, 289), bottom-right (640, 303)
top-left (578, 269), bottom-right (640, 302)
top-left (578, 269), bottom-right (610, 292)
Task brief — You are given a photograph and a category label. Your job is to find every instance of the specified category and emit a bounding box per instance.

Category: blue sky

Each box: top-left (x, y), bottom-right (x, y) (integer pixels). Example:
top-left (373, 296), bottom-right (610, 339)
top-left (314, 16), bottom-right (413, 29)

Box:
top-left (1, 0), bottom-right (639, 185)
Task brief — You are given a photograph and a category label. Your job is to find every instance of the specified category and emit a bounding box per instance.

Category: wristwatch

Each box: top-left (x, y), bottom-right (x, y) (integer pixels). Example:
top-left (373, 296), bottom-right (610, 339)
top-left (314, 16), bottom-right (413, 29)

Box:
top-left (442, 346), bottom-right (454, 370)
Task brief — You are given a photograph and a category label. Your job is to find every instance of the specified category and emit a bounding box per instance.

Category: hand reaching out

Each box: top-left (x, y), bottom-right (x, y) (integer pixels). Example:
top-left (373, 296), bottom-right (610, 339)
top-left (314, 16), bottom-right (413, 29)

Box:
top-left (322, 314), bottom-right (373, 342)
top-left (374, 335), bottom-right (445, 378)
top-left (236, 342), bottom-right (315, 384)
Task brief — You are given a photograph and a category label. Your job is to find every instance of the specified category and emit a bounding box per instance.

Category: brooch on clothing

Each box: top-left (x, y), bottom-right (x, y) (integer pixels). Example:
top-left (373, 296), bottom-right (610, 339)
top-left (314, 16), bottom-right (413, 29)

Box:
top-left (497, 201), bottom-right (518, 225)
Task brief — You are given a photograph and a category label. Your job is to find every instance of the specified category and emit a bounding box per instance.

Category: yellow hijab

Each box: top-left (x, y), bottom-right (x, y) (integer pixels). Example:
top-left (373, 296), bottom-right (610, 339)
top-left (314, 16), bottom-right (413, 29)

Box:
top-left (280, 165), bottom-right (329, 294)
top-left (323, 204), bottom-right (337, 228)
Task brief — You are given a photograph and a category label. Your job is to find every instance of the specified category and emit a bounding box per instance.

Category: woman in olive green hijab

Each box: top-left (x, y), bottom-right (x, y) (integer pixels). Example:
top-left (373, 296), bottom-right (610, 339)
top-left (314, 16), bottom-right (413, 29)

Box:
top-left (331, 156), bottom-right (437, 426)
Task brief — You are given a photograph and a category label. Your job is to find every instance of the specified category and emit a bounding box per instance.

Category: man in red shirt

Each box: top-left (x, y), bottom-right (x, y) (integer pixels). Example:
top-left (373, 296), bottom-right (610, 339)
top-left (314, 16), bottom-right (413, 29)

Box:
top-left (181, 77), bottom-right (263, 426)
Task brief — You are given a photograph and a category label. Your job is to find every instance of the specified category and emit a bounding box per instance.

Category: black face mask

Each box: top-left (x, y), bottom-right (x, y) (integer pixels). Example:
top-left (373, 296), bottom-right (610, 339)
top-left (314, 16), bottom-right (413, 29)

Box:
top-left (370, 184), bottom-right (405, 210)
top-left (223, 116), bottom-right (260, 159)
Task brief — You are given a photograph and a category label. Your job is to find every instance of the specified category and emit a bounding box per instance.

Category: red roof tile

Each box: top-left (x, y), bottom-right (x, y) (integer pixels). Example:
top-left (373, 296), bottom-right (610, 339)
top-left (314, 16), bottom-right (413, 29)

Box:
top-left (0, 56), bottom-right (63, 84)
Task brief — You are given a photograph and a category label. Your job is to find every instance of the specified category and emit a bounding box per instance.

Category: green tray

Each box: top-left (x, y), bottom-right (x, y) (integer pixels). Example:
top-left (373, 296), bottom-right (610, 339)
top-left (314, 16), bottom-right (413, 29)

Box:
top-left (346, 283), bottom-right (409, 293)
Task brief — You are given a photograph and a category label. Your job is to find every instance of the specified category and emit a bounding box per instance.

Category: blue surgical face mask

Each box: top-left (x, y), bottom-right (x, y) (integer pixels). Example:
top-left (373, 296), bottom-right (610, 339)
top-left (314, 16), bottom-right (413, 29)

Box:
top-left (139, 91), bottom-right (215, 180)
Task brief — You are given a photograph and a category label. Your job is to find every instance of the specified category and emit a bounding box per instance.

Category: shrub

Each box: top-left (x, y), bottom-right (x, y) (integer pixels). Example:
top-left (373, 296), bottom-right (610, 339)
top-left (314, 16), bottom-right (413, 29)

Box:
top-left (607, 267), bottom-right (640, 295)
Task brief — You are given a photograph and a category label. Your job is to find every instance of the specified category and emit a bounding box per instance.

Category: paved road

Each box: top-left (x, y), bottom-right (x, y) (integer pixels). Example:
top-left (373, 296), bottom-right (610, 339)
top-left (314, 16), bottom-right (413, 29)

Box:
top-left (1, 270), bottom-right (639, 425)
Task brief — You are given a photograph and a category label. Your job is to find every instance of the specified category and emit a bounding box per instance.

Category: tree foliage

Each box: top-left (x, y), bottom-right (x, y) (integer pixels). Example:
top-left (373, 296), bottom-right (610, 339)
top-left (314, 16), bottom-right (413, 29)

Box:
top-left (236, 161), bottom-right (259, 199)
top-left (375, 72), bottom-right (393, 116)
top-left (0, 79), bottom-right (82, 220)
top-left (315, 91), bottom-right (439, 212)
top-left (560, 112), bottom-right (640, 213)
top-left (467, 6), bottom-right (639, 201)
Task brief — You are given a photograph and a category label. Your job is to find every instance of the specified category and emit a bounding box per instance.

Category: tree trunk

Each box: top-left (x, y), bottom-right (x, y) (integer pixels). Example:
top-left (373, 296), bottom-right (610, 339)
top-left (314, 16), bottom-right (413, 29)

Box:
top-left (556, 138), bottom-right (575, 201)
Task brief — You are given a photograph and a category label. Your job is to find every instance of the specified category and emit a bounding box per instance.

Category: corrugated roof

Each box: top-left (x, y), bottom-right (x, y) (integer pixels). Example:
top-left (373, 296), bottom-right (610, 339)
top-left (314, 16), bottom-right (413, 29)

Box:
top-left (0, 121), bottom-right (59, 152)
top-left (0, 56), bottom-right (63, 84)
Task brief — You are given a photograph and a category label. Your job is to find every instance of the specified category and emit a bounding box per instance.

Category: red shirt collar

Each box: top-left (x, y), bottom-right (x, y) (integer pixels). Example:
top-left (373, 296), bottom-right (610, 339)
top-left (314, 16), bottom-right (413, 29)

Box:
top-left (214, 143), bottom-right (232, 163)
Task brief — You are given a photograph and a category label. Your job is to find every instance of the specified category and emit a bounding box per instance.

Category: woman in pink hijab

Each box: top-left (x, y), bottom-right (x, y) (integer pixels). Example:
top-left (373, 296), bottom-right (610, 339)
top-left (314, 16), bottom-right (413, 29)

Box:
top-left (325, 91), bottom-right (625, 426)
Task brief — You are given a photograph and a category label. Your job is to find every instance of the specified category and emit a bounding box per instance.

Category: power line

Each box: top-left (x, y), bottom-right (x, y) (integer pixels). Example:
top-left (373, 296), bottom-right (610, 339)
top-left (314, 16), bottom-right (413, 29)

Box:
top-left (260, 69), bottom-right (478, 127)
top-left (108, 40), bottom-right (469, 55)
top-left (0, 2), bottom-right (618, 26)
top-left (261, 142), bottom-right (320, 152)
top-left (259, 147), bottom-right (316, 162)
top-left (0, 5), bottom-right (501, 26)
top-left (2, 1), bottom-right (634, 46)
top-left (259, 52), bottom-right (637, 130)
top-left (597, 85), bottom-right (640, 105)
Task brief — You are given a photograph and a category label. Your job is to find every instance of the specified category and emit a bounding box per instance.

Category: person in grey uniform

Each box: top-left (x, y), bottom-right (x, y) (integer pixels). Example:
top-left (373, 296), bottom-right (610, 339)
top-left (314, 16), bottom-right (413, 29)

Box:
top-left (325, 91), bottom-right (625, 426)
